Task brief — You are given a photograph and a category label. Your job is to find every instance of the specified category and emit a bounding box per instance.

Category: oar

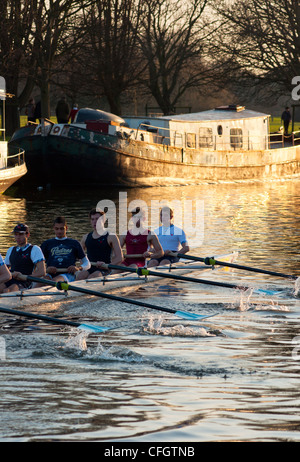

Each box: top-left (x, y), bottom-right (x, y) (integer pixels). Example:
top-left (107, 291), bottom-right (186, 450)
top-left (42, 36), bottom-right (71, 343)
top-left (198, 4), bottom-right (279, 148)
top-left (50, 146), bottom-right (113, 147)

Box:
top-left (101, 264), bottom-right (279, 296)
top-left (17, 275), bottom-right (214, 321)
top-left (0, 306), bottom-right (111, 333)
top-left (173, 253), bottom-right (298, 280)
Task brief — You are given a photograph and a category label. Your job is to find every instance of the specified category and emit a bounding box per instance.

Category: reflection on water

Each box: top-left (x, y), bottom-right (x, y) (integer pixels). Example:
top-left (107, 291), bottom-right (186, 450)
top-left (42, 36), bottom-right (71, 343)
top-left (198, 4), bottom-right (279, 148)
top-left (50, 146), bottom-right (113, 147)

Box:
top-left (2, 180), bottom-right (300, 269)
top-left (0, 179), bottom-right (300, 442)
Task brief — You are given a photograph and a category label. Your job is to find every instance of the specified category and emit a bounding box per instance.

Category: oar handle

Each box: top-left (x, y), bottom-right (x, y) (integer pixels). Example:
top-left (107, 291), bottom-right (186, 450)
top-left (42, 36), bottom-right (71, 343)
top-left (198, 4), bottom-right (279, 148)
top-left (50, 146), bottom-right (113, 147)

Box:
top-left (15, 273), bottom-right (29, 281)
top-left (47, 267), bottom-right (80, 274)
top-left (90, 262), bottom-right (109, 268)
top-left (124, 252), bottom-right (179, 258)
top-left (124, 254), bottom-right (145, 258)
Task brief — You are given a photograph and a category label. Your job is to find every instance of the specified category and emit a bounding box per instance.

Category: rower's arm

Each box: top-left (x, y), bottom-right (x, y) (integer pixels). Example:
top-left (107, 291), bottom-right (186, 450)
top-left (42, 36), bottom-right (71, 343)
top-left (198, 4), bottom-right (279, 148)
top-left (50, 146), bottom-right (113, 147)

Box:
top-left (178, 243), bottom-right (190, 255)
top-left (147, 234), bottom-right (163, 259)
top-left (109, 235), bottom-right (123, 265)
top-left (0, 263), bottom-right (11, 284)
top-left (80, 234), bottom-right (88, 252)
top-left (32, 260), bottom-right (46, 278)
top-left (78, 256), bottom-right (91, 271)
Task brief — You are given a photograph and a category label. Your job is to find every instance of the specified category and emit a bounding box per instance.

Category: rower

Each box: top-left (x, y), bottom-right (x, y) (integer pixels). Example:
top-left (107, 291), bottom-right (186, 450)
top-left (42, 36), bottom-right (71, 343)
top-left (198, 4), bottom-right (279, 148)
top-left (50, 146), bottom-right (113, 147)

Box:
top-left (0, 224), bottom-right (46, 293)
top-left (119, 207), bottom-right (163, 269)
top-left (38, 216), bottom-right (90, 285)
top-left (147, 206), bottom-right (189, 267)
top-left (0, 253), bottom-right (11, 285)
top-left (76, 208), bottom-right (123, 280)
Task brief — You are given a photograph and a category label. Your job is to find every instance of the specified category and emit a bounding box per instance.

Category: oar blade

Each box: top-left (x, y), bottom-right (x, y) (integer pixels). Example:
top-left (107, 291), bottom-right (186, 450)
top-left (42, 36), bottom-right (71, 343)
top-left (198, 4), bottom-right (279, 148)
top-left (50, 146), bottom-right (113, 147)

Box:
top-left (78, 323), bottom-right (112, 333)
top-left (174, 310), bottom-right (217, 320)
top-left (253, 288), bottom-right (283, 296)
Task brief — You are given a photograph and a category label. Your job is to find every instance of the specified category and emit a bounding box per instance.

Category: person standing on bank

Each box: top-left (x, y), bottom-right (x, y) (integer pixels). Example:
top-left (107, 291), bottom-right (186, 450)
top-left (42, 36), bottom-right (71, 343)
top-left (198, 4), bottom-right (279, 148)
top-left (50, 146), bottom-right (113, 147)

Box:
top-left (25, 98), bottom-right (36, 123)
top-left (0, 224), bottom-right (46, 293)
top-left (76, 209), bottom-right (123, 280)
top-left (69, 104), bottom-right (79, 123)
top-left (56, 96), bottom-right (70, 124)
top-left (148, 206), bottom-right (189, 267)
top-left (281, 107), bottom-right (292, 135)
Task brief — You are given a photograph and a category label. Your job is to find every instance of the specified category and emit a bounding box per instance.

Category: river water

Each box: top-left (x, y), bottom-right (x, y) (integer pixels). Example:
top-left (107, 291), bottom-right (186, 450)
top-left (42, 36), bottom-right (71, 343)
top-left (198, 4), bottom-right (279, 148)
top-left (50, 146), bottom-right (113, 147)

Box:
top-left (0, 179), bottom-right (300, 444)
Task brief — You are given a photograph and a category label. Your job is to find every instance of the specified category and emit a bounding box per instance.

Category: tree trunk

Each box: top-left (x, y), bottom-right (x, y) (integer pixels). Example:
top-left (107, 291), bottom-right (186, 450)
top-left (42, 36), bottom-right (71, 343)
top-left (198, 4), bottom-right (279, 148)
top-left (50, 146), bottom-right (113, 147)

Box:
top-left (5, 98), bottom-right (20, 137)
top-left (40, 78), bottom-right (51, 119)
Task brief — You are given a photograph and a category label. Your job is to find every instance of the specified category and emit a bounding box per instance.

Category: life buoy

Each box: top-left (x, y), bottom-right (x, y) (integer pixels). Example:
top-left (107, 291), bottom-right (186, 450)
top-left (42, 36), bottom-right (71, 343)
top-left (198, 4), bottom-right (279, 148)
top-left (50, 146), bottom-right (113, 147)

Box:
top-left (52, 125), bottom-right (62, 135)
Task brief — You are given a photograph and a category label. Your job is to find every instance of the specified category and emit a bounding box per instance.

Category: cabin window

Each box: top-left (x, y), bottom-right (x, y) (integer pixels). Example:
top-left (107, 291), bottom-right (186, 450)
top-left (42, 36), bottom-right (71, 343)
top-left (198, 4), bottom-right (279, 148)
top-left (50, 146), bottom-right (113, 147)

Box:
top-left (173, 132), bottom-right (184, 147)
top-left (230, 128), bottom-right (243, 149)
top-left (186, 133), bottom-right (196, 148)
top-left (217, 125), bottom-right (223, 136)
top-left (199, 127), bottom-right (213, 148)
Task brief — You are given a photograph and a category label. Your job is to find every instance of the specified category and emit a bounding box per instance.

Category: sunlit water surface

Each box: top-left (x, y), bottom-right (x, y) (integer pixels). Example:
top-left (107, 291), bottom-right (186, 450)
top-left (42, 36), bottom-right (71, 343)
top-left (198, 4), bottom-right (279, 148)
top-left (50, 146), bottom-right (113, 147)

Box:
top-left (0, 179), bottom-right (300, 442)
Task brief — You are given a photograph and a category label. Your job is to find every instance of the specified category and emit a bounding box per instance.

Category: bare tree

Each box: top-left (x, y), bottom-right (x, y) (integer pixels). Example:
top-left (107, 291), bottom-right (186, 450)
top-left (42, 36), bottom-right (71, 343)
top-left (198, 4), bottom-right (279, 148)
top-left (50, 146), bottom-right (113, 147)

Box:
top-left (29, 0), bottom-right (86, 119)
top-left (79, 0), bottom-right (145, 115)
top-left (0, 0), bottom-right (37, 134)
top-left (214, 0), bottom-right (300, 102)
top-left (137, 0), bottom-right (217, 115)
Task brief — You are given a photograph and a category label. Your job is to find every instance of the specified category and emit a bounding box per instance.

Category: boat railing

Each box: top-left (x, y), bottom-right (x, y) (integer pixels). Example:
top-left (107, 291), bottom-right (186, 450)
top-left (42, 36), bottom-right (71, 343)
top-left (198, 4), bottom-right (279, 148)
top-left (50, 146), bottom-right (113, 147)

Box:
top-left (133, 121), bottom-right (300, 151)
top-left (0, 128), bottom-right (5, 142)
top-left (291, 130), bottom-right (300, 145)
top-left (269, 131), bottom-right (284, 148)
top-left (136, 122), bottom-right (171, 145)
top-left (2, 147), bottom-right (26, 169)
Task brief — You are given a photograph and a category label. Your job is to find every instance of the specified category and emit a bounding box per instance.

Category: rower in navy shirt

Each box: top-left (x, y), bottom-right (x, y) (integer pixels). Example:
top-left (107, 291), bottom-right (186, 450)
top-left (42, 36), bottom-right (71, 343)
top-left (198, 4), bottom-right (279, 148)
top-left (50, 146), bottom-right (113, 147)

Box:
top-left (40, 216), bottom-right (90, 284)
top-left (0, 223), bottom-right (46, 293)
top-left (76, 208), bottom-right (123, 280)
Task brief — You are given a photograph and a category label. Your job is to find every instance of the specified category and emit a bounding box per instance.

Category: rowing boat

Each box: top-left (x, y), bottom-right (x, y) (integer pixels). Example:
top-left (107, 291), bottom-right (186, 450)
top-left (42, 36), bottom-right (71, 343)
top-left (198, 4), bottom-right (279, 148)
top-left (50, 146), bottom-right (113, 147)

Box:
top-left (0, 251), bottom-right (238, 309)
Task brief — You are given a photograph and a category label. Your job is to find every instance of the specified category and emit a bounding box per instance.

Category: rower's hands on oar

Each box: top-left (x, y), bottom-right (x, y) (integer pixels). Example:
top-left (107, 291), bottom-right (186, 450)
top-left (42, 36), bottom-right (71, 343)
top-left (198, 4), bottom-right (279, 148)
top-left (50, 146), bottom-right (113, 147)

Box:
top-left (12, 271), bottom-right (24, 280)
top-left (165, 250), bottom-right (178, 257)
top-left (94, 261), bottom-right (107, 268)
top-left (46, 266), bottom-right (58, 275)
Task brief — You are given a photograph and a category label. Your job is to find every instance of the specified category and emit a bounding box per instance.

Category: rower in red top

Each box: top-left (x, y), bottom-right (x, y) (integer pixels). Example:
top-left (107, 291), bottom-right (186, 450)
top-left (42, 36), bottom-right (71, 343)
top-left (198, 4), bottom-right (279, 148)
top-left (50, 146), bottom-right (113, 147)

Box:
top-left (120, 207), bottom-right (163, 268)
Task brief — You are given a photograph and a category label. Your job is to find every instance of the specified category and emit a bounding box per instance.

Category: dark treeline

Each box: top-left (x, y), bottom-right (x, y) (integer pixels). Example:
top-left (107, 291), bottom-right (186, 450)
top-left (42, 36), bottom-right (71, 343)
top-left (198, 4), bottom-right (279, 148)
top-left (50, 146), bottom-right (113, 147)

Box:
top-left (0, 0), bottom-right (299, 135)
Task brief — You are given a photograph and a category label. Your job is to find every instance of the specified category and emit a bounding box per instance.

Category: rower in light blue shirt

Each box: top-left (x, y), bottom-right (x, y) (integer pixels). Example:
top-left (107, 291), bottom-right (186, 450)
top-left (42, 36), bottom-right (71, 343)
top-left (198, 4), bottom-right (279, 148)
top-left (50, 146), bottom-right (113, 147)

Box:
top-left (148, 206), bottom-right (189, 267)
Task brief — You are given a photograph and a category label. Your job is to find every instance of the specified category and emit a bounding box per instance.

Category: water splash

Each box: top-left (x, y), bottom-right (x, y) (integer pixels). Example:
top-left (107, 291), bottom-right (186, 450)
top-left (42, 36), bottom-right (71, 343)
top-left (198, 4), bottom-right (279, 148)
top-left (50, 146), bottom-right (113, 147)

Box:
top-left (252, 299), bottom-right (290, 312)
top-left (294, 277), bottom-right (300, 297)
top-left (66, 329), bottom-right (89, 351)
top-left (141, 314), bottom-right (214, 337)
top-left (226, 288), bottom-right (254, 312)
top-left (65, 329), bottom-right (146, 363)
top-left (225, 287), bottom-right (290, 313)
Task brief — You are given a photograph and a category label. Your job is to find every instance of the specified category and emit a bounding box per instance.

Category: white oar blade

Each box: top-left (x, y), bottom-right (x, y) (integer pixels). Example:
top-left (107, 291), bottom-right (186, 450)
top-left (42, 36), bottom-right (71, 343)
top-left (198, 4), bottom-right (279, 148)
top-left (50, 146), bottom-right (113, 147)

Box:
top-left (175, 310), bottom-right (217, 320)
top-left (78, 324), bottom-right (112, 333)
